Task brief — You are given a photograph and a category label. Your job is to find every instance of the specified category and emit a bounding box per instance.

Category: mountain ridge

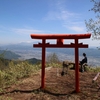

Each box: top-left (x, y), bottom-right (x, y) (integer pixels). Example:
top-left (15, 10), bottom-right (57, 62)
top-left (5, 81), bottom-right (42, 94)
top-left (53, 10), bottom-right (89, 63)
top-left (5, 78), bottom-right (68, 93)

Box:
top-left (0, 50), bottom-right (21, 60)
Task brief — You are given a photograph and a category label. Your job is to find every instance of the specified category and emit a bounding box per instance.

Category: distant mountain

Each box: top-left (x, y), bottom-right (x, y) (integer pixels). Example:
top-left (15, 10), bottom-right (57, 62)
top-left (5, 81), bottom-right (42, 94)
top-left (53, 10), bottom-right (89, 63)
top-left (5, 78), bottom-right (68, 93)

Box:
top-left (0, 57), bottom-right (41, 70)
top-left (26, 58), bottom-right (41, 64)
top-left (0, 44), bottom-right (100, 66)
top-left (0, 50), bottom-right (21, 60)
top-left (0, 44), bottom-right (33, 50)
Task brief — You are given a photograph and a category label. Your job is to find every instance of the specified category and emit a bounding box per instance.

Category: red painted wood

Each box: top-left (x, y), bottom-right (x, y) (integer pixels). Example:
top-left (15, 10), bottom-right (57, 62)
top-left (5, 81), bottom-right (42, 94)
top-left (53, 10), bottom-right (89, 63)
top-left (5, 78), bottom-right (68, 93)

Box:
top-left (41, 39), bottom-right (46, 89)
top-left (31, 33), bottom-right (91, 39)
top-left (31, 33), bottom-right (91, 93)
top-left (75, 39), bottom-right (80, 92)
top-left (57, 39), bottom-right (63, 44)
top-left (33, 44), bottom-right (88, 48)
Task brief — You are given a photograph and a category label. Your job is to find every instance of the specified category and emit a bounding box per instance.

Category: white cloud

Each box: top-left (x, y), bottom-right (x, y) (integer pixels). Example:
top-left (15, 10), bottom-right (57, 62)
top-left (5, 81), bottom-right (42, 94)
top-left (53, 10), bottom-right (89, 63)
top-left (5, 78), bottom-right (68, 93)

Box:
top-left (13, 28), bottom-right (43, 34)
top-left (0, 25), bottom-right (44, 35)
top-left (44, 9), bottom-right (79, 21)
top-left (19, 41), bottom-right (32, 43)
top-left (44, 0), bottom-right (80, 21)
top-left (44, 0), bottom-right (86, 33)
top-left (68, 26), bottom-right (86, 32)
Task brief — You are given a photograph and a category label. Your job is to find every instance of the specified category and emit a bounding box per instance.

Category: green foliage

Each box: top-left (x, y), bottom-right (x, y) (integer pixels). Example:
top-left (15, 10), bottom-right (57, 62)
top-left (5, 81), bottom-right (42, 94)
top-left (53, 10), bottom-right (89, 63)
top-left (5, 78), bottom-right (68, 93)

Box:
top-left (46, 62), bottom-right (62, 68)
top-left (85, 0), bottom-right (100, 39)
top-left (8, 62), bottom-right (32, 79)
top-left (46, 53), bottom-right (62, 68)
top-left (0, 50), bottom-right (21, 60)
top-left (0, 50), bottom-right (5, 58)
top-left (0, 54), bottom-right (62, 92)
top-left (26, 58), bottom-right (41, 64)
top-left (46, 53), bottom-right (60, 64)
top-left (90, 67), bottom-right (100, 72)
top-left (0, 58), bottom-right (11, 70)
top-left (84, 66), bottom-right (100, 72)
top-left (0, 70), bottom-right (6, 88)
top-left (0, 61), bottom-right (40, 91)
top-left (0, 96), bottom-right (13, 100)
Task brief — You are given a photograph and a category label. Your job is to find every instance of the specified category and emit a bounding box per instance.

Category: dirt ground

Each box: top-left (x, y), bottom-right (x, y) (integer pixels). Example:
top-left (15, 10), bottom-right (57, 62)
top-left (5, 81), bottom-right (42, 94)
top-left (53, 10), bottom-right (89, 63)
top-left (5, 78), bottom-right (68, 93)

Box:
top-left (0, 67), bottom-right (100, 100)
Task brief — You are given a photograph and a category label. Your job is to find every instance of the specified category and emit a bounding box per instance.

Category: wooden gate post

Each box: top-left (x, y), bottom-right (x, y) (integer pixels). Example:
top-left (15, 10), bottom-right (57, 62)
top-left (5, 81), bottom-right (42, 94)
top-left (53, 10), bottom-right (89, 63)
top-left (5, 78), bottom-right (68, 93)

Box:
top-left (41, 39), bottom-right (46, 89)
top-left (75, 39), bottom-right (80, 92)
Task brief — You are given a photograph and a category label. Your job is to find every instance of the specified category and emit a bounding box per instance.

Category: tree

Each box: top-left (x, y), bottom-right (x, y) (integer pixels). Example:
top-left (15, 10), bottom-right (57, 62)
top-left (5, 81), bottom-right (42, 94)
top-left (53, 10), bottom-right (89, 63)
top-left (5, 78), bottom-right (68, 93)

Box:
top-left (85, 0), bottom-right (100, 39)
top-left (46, 53), bottom-right (60, 64)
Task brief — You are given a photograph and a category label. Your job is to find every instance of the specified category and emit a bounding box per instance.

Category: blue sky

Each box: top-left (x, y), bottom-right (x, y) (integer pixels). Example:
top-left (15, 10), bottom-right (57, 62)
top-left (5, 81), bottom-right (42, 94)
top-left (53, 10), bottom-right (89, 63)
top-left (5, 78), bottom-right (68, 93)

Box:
top-left (0, 0), bottom-right (99, 47)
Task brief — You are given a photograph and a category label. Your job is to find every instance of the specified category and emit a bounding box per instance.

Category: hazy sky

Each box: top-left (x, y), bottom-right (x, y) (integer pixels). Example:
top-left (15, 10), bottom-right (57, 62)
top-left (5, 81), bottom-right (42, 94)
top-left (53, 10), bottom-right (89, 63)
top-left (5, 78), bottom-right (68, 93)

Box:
top-left (0, 0), bottom-right (99, 47)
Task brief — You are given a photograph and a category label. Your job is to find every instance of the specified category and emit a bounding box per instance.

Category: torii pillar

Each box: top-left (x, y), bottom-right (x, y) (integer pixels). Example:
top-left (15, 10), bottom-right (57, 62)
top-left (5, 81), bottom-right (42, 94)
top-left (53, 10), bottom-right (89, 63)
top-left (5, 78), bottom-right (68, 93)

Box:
top-left (31, 33), bottom-right (91, 93)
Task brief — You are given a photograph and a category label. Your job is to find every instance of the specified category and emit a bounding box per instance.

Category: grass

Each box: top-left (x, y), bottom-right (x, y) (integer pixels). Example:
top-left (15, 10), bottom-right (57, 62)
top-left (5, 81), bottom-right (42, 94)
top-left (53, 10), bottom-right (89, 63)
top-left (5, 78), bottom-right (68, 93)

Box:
top-left (0, 58), bottom-right (100, 94)
top-left (0, 96), bottom-right (13, 100)
top-left (0, 58), bottom-right (62, 93)
top-left (0, 61), bottom-right (40, 92)
top-left (85, 66), bottom-right (100, 72)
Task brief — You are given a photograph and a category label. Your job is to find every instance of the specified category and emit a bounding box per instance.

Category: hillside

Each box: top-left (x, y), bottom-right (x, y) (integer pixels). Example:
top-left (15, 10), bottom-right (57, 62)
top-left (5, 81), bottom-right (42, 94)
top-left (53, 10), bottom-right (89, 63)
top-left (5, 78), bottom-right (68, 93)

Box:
top-left (0, 50), bottom-right (21, 60)
top-left (0, 57), bottom-right (41, 71)
top-left (0, 67), bottom-right (100, 100)
top-left (1, 44), bottom-right (100, 66)
top-left (25, 58), bottom-right (41, 64)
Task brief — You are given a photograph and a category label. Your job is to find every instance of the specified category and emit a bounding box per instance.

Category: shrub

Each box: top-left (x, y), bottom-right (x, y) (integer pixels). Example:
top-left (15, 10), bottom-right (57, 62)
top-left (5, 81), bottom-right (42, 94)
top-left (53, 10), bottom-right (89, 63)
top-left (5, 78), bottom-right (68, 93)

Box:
top-left (0, 61), bottom-right (41, 91)
top-left (46, 53), bottom-right (60, 64)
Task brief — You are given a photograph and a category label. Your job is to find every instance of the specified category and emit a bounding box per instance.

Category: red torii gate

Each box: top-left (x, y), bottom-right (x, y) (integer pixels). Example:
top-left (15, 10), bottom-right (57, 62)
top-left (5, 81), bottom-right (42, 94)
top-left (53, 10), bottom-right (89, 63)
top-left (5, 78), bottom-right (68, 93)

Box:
top-left (30, 33), bottom-right (91, 93)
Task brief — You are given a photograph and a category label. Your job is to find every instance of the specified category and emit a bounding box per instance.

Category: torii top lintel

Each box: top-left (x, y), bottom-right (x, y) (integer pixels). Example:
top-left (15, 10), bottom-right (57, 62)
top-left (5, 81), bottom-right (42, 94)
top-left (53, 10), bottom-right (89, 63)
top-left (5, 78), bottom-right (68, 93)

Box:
top-left (31, 33), bottom-right (91, 39)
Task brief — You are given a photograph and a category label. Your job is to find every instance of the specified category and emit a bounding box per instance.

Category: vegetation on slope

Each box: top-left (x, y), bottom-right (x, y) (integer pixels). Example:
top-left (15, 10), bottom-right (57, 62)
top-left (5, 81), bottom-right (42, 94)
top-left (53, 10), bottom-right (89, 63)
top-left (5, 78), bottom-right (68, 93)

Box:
top-left (25, 58), bottom-right (41, 64)
top-left (0, 50), bottom-right (21, 60)
top-left (0, 52), bottom-right (100, 100)
top-left (0, 53), bottom-right (61, 92)
top-left (0, 61), bottom-right (41, 92)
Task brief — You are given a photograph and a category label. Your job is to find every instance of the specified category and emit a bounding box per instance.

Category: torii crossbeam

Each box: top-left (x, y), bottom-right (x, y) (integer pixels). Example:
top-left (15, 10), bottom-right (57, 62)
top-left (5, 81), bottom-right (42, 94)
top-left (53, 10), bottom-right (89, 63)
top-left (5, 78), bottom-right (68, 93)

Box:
top-left (30, 33), bottom-right (91, 93)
